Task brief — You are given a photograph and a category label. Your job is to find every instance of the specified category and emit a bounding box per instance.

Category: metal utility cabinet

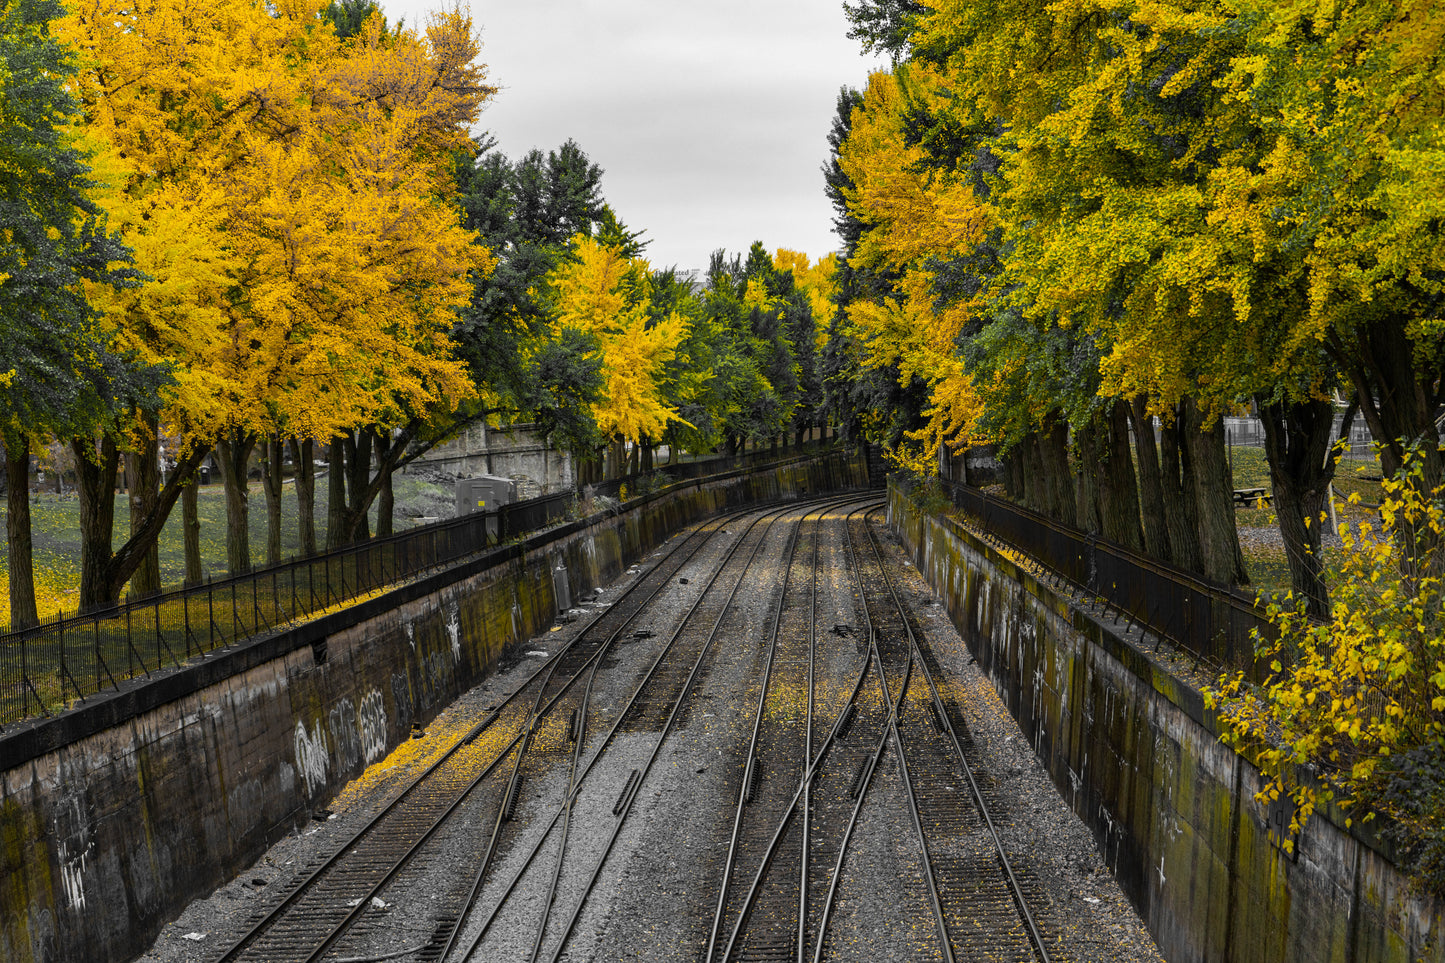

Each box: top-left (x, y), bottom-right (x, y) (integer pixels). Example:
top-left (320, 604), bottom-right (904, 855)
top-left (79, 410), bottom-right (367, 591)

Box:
top-left (455, 475), bottom-right (516, 540)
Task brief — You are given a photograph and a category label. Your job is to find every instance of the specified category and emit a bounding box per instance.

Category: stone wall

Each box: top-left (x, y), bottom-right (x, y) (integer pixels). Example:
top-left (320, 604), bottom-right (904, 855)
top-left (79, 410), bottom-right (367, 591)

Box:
top-left (888, 486), bottom-right (1442, 963)
top-left (414, 422), bottom-right (573, 498)
top-left (0, 450), bottom-right (867, 963)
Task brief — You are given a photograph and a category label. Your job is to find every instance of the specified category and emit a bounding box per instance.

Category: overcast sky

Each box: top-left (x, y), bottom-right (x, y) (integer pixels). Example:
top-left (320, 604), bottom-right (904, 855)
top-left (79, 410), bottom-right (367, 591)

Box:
top-left (383, 0), bottom-right (887, 273)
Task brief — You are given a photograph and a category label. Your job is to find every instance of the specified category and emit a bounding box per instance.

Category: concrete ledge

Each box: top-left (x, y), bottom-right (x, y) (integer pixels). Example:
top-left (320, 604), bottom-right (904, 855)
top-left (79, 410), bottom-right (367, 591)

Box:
top-left (888, 485), bottom-right (1443, 963)
top-left (0, 449), bottom-right (867, 963)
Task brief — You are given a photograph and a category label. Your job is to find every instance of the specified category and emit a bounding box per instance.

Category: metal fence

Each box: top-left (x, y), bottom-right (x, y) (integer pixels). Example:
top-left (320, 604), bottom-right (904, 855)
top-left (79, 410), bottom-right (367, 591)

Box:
top-left (0, 444), bottom-right (826, 726)
top-left (937, 479), bottom-right (1272, 676)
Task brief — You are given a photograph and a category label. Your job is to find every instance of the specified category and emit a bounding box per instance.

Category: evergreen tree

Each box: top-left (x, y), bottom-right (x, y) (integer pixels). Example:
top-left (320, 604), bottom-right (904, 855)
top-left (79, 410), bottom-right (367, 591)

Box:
top-left (1, 0), bottom-right (148, 626)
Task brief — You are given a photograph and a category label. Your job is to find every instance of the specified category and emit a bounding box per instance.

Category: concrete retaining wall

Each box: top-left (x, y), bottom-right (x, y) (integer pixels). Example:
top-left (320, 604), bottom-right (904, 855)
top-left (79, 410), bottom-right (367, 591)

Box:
top-left (888, 485), bottom-right (1442, 963)
top-left (0, 450), bottom-right (867, 963)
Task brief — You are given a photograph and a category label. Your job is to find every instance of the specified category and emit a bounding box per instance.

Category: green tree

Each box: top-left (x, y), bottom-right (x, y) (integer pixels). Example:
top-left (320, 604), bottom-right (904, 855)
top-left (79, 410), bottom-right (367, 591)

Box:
top-left (0, 0), bottom-right (149, 627)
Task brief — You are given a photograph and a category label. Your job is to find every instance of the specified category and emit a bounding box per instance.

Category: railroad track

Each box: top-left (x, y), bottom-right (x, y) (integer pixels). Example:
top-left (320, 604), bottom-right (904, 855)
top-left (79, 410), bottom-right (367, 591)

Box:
top-left (826, 507), bottom-right (1053, 963)
top-left (208, 501), bottom-right (773, 963)
top-left (202, 495), bottom-right (1059, 963)
top-left (206, 495), bottom-right (864, 963)
top-left (707, 504), bottom-right (1054, 963)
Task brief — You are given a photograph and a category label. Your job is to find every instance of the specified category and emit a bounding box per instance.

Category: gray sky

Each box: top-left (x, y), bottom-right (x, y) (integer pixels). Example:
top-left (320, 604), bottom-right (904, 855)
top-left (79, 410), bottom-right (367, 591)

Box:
top-left (385, 0), bottom-right (887, 273)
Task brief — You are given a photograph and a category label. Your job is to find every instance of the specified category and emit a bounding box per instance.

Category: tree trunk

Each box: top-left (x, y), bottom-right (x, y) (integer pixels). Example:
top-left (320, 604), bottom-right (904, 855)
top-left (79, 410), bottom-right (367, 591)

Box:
top-left (1182, 398), bottom-right (1249, 585)
top-left (1332, 314), bottom-right (1444, 577)
top-left (326, 436), bottom-right (347, 550)
top-left (1018, 432), bottom-right (1049, 515)
top-left (1037, 418), bottom-right (1077, 528)
top-left (1073, 422), bottom-right (1102, 535)
top-left (125, 416), bottom-right (162, 597)
top-left (1258, 396), bottom-right (1336, 617)
top-left (1129, 397), bottom-right (1172, 564)
top-left (288, 437), bottom-right (316, 556)
top-left (1086, 404), bottom-right (1144, 552)
top-left (215, 429), bottom-right (256, 577)
top-left (1158, 413), bottom-right (1202, 575)
top-left (73, 432), bottom-right (207, 608)
top-left (640, 434), bottom-right (653, 473)
top-left (608, 435), bottom-right (625, 480)
top-left (259, 434), bottom-right (284, 566)
top-left (1000, 448), bottom-right (1024, 502)
top-left (73, 434), bottom-right (119, 612)
top-left (344, 428), bottom-right (374, 544)
top-left (6, 438), bottom-right (39, 630)
top-left (329, 424), bottom-right (422, 547)
top-left (182, 468), bottom-right (202, 586)
top-left (375, 432), bottom-right (396, 539)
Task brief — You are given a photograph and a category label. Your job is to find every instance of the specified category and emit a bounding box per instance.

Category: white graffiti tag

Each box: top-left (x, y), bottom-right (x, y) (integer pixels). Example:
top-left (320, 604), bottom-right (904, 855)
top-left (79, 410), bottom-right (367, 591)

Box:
top-left (59, 842), bottom-right (87, 911)
top-left (358, 689), bottom-right (388, 764)
top-left (294, 719), bottom-right (330, 795)
top-left (446, 603), bottom-right (462, 664)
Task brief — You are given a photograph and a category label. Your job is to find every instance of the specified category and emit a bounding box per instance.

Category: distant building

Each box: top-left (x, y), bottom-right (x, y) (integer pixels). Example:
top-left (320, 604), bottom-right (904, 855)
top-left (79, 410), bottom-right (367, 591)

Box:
top-left (413, 421), bottom-right (573, 499)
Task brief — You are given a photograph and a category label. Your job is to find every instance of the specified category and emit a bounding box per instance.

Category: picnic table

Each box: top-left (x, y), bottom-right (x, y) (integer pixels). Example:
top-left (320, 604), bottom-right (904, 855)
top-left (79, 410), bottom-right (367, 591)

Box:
top-left (1233, 487), bottom-right (1272, 507)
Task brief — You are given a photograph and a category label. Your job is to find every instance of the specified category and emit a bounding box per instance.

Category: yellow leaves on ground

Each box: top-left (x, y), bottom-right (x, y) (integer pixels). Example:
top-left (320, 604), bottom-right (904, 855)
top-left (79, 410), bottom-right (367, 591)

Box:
top-left (56, 0), bottom-right (495, 444)
top-left (547, 236), bottom-right (690, 444)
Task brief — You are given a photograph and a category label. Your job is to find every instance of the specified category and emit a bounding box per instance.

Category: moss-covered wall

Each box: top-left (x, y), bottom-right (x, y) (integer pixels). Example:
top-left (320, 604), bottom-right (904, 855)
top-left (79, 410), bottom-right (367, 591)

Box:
top-left (0, 450), bottom-right (868, 963)
top-left (888, 486), bottom-right (1442, 963)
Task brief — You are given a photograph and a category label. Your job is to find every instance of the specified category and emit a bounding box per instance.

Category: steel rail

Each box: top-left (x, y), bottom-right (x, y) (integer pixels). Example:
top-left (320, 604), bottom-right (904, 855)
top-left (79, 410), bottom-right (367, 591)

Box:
top-left (424, 502), bottom-right (786, 963)
top-left (797, 487), bottom-right (822, 963)
top-left (703, 503), bottom-right (808, 963)
top-left (810, 502), bottom-right (906, 962)
top-left (710, 498), bottom-right (885, 963)
top-left (710, 501), bottom-right (903, 962)
top-left (446, 498), bottom-right (857, 963)
top-left (212, 507), bottom-right (745, 963)
top-left (862, 507), bottom-right (1052, 963)
top-left (536, 494), bottom-right (884, 963)
top-left (854, 508), bottom-right (953, 963)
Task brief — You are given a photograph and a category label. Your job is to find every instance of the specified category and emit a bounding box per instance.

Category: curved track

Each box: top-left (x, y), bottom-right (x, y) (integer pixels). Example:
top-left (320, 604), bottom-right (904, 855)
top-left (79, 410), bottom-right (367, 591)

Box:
top-left (203, 495), bottom-right (1065, 963)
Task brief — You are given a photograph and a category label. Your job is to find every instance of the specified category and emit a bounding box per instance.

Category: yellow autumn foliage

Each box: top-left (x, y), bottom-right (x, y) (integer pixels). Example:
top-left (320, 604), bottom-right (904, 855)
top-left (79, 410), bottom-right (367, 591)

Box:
top-left (1208, 452), bottom-right (1445, 847)
top-left (545, 236), bottom-right (690, 443)
top-left (57, 0), bottom-right (495, 445)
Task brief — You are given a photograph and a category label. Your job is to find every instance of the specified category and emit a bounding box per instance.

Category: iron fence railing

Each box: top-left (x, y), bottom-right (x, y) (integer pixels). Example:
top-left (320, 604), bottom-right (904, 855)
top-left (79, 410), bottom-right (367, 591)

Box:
top-left (0, 444), bottom-right (827, 726)
top-left (934, 478), bottom-right (1272, 676)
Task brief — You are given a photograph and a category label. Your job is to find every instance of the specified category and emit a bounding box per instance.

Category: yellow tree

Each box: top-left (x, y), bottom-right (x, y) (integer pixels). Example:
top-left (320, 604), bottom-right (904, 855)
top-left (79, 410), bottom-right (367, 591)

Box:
top-left (545, 236), bottom-right (689, 476)
top-left (835, 67), bottom-right (991, 473)
top-left (61, 0), bottom-right (494, 593)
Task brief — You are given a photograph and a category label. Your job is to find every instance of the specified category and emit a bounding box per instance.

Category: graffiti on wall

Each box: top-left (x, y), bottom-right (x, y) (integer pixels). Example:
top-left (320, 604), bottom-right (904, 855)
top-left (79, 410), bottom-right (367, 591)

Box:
top-left (293, 687), bottom-right (390, 796)
top-left (294, 718), bottom-right (330, 795)
top-left (358, 689), bottom-right (387, 764)
top-left (446, 601), bottom-right (462, 664)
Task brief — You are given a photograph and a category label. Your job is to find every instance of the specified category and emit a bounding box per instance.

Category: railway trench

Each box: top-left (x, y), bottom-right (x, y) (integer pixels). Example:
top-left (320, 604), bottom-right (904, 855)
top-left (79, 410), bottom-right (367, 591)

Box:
top-left (137, 499), bottom-right (1162, 963)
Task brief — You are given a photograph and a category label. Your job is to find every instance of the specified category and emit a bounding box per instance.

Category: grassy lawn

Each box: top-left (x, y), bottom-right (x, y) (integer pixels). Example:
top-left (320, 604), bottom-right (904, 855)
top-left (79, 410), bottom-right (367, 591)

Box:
top-left (1233, 444), bottom-right (1385, 601)
top-left (1, 472), bottom-right (451, 630)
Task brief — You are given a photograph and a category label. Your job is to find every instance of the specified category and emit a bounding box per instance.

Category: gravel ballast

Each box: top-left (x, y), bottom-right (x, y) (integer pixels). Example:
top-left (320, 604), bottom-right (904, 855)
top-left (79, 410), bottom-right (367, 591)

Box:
top-left (133, 503), bottom-right (1164, 963)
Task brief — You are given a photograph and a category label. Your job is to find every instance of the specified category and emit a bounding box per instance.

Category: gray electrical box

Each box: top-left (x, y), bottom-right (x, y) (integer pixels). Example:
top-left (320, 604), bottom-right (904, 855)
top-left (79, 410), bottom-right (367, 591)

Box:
top-left (456, 476), bottom-right (515, 542)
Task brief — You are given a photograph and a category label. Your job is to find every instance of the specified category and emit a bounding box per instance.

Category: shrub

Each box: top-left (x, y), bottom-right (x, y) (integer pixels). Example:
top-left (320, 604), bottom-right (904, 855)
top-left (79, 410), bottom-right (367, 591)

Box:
top-left (1207, 451), bottom-right (1444, 893)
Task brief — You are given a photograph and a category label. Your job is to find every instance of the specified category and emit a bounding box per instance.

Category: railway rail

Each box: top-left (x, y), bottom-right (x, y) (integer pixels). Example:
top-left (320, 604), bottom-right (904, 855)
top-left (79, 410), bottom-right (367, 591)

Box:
top-left (200, 496), bottom-right (1067, 963)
